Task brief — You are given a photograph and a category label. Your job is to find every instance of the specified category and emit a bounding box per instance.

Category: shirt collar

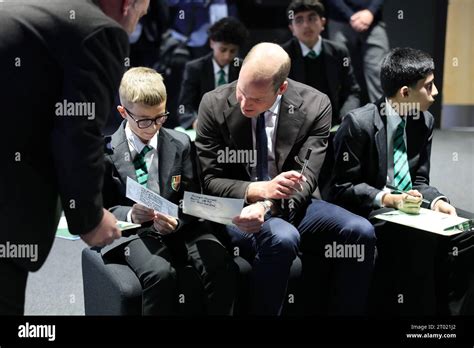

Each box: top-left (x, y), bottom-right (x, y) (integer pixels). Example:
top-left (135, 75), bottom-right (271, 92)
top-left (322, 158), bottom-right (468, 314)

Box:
top-left (299, 36), bottom-right (323, 58)
top-left (267, 95), bottom-right (282, 116)
top-left (385, 98), bottom-right (405, 128)
top-left (125, 121), bottom-right (158, 154)
top-left (212, 58), bottom-right (229, 76)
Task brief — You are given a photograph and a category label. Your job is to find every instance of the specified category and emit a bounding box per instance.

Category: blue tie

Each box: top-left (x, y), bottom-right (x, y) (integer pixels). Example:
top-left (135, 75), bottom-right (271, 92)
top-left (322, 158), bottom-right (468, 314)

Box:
top-left (256, 113), bottom-right (269, 181)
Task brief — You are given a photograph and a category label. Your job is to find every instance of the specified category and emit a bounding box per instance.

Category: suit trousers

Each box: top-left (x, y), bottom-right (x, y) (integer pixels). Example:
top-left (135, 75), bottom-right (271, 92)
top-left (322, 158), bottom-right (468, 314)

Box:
top-left (111, 228), bottom-right (237, 316)
top-left (226, 199), bottom-right (376, 315)
top-left (0, 259), bottom-right (29, 315)
top-left (327, 20), bottom-right (389, 103)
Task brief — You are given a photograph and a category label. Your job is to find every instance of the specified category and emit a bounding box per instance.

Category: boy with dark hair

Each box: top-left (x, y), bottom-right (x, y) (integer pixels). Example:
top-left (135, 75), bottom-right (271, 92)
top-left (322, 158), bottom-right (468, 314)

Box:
top-left (178, 17), bottom-right (249, 129)
top-left (101, 67), bottom-right (237, 315)
top-left (282, 0), bottom-right (360, 124)
top-left (330, 47), bottom-right (473, 315)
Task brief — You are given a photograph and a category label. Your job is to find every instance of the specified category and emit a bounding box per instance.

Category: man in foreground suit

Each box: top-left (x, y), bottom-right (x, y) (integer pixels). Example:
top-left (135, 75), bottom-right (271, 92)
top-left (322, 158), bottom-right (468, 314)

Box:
top-left (178, 17), bottom-right (248, 129)
top-left (195, 42), bottom-right (376, 315)
top-left (330, 47), bottom-right (474, 314)
top-left (0, 0), bottom-right (148, 314)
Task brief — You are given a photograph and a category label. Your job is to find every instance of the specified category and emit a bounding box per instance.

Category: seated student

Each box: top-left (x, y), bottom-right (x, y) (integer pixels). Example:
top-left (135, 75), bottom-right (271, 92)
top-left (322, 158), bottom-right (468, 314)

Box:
top-left (178, 17), bottom-right (248, 129)
top-left (282, 0), bottom-right (361, 125)
top-left (330, 47), bottom-right (474, 315)
top-left (101, 67), bottom-right (237, 316)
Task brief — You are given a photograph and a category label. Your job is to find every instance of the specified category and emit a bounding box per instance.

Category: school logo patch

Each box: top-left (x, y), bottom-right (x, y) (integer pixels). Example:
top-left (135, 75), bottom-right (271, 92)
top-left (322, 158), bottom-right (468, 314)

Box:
top-left (171, 175), bottom-right (181, 192)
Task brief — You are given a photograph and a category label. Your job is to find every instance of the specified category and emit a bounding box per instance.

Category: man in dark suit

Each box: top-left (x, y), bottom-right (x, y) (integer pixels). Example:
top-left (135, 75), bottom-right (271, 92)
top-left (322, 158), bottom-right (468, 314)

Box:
top-left (195, 42), bottom-right (376, 315)
top-left (330, 47), bottom-right (473, 314)
top-left (0, 0), bottom-right (148, 315)
top-left (282, 0), bottom-right (360, 125)
top-left (178, 17), bottom-right (248, 129)
top-left (101, 67), bottom-right (237, 315)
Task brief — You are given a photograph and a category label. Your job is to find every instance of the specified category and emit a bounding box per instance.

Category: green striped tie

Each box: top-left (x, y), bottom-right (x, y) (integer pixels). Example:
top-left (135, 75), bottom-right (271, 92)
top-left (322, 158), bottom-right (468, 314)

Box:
top-left (393, 118), bottom-right (412, 191)
top-left (217, 69), bottom-right (227, 86)
top-left (307, 50), bottom-right (318, 59)
top-left (133, 145), bottom-right (152, 186)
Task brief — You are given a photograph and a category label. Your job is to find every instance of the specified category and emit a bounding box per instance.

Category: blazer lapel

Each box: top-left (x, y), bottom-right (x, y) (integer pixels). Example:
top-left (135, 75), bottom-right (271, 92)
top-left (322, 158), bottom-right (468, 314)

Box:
top-left (290, 38), bottom-right (305, 82)
top-left (275, 82), bottom-right (305, 172)
top-left (322, 40), bottom-right (338, 103)
top-left (157, 129), bottom-right (178, 197)
top-left (225, 91), bottom-right (253, 177)
top-left (203, 53), bottom-right (215, 92)
top-left (110, 122), bottom-right (137, 184)
top-left (374, 98), bottom-right (388, 187)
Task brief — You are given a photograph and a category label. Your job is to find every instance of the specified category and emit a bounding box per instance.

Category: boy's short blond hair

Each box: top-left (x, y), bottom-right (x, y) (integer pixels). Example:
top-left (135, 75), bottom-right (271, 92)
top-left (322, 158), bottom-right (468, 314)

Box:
top-left (119, 67), bottom-right (167, 107)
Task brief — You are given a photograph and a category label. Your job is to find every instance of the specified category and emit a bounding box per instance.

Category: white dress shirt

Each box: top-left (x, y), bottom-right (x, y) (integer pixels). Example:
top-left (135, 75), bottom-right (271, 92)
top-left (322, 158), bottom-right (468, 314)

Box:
top-left (212, 58), bottom-right (230, 87)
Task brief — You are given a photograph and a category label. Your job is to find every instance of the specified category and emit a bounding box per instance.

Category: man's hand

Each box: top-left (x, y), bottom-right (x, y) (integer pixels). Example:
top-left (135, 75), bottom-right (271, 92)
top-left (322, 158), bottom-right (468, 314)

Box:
top-left (350, 9), bottom-right (374, 32)
top-left (382, 190), bottom-right (423, 214)
top-left (232, 203), bottom-right (266, 233)
top-left (131, 203), bottom-right (155, 224)
top-left (247, 170), bottom-right (306, 202)
top-left (433, 200), bottom-right (457, 216)
top-left (153, 212), bottom-right (179, 235)
top-left (80, 208), bottom-right (122, 247)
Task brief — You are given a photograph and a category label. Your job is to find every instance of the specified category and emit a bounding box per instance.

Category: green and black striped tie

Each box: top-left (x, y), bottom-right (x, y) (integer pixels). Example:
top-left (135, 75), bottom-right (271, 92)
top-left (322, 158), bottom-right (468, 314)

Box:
top-left (393, 118), bottom-right (412, 191)
top-left (133, 145), bottom-right (152, 186)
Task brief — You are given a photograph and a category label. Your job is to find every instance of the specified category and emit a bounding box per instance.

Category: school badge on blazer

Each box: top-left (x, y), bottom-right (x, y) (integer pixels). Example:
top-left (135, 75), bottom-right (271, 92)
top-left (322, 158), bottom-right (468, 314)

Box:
top-left (171, 175), bottom-right (181, 192)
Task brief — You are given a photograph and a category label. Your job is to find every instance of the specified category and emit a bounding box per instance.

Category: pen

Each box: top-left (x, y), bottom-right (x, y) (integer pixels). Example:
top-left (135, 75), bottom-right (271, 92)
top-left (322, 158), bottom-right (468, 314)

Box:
top-left (300, 148), bottom-right (312, 176)
top-left (385, 184), bottom-right (430, 204)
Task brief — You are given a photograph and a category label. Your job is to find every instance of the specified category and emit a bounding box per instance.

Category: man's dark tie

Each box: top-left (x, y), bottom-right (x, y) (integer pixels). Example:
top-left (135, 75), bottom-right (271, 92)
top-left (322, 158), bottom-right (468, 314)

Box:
top-left (256, 112), bottom-right (269, 181)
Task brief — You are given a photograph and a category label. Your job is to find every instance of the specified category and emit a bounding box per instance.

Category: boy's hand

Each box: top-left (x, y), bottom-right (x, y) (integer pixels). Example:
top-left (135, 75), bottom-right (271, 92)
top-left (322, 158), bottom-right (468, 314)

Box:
top-left (81, 208), bottom-right (121, 247)
top-left (131, 203), bottom-right (155, 224)
top-left (153, 212), bottom-right (178, 235)
top-left (433, 200), bottom-right (457, 216)
top-left (383, 190), bottom-right (423, 214)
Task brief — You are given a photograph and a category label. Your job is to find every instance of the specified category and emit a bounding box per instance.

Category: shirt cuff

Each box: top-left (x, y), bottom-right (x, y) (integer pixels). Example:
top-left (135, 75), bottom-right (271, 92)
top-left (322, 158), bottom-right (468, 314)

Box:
top-left (430, 196), bottom-right (449, 210)
top-left (126, 209), bottom-right (133, 223)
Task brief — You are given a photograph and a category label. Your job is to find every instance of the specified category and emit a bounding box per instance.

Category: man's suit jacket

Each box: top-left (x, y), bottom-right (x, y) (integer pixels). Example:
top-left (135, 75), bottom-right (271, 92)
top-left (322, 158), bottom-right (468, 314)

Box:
top-left (101, 121), bottom-right (199, 257)
top-left (195, 79), bottom-right (332, 216)
top-left (281, 37), bottom-right (361, 125)
top-left (329, 98), bottom-right (444, 218)
top-left (0, 0), bottom-right (128, 271)
top-left (178, 52), bottom-right (242, 129)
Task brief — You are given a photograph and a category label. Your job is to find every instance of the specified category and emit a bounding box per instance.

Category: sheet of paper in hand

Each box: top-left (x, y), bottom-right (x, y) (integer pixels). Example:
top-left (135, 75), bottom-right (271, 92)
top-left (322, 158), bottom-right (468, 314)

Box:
top-left (126, 176), bottom-right (179, 218)
top-left (182, 191), bottom-right (244, 226)
top-left (375, 208), bottom-right (471, 236)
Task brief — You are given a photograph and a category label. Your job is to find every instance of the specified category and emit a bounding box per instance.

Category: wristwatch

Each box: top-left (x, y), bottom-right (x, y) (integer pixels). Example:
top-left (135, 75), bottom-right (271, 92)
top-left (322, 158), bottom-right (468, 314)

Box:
top-left (257, 200), bottom-right (272, 215)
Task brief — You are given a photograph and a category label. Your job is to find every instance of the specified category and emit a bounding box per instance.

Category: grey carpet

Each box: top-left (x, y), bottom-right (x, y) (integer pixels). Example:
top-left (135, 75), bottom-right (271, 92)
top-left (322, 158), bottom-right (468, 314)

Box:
top-left (23, 129), bottom-right (474, 315)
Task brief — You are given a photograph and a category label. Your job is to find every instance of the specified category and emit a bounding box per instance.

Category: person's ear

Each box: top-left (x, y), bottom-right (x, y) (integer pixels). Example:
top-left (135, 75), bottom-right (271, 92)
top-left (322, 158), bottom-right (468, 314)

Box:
top-left (321, 16), bottom-right (327, 29)
top-left (210, 40), bottom-right (215, 50)
top-left (400, 86), bottom-right (409, 98)
top-left (117, 105), bottom-right (127, 120)
top-left (288, 24), bottom-right (295, 36)
top-left (278, 80), bottom-right (289, 95)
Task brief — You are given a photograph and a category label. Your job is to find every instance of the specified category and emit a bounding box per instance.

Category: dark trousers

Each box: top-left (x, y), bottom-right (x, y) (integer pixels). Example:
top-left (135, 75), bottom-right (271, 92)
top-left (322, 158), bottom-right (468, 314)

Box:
top-left (226, 199), bottom-right (376, 315)
top-left (369, 207), bottom-right (474, 315)
top-left (117, 229), bottom-right (237, 316)
top-left (0, 260), bottom-right (28, 315)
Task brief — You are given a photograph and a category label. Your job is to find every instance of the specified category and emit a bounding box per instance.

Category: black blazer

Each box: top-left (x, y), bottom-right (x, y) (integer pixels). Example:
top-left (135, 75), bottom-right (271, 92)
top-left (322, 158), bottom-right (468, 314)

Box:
top-left (281, 37), bottom-right (361, 124)
top-left (178, 52), bottom-right (242, 129)
top-left (329, 98), bottom-right (445, 218)
top-left (101, 121), bottom-right (199, 257)
top-left (0, 0), bottom-right (129, 271)
top-left (195, 79), bottom-right (332, 216)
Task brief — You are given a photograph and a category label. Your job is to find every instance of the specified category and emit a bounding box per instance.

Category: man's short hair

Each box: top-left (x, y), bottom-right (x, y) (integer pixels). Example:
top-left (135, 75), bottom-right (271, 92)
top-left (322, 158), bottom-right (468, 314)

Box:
top-left (119, 67), bottom-right (167, 107)
top-left (208, 17), bottom-right (249, 47)
top-left (381, 47), bottom-right (435, 98)
top-left (287, 0), bottom-right (325, 23)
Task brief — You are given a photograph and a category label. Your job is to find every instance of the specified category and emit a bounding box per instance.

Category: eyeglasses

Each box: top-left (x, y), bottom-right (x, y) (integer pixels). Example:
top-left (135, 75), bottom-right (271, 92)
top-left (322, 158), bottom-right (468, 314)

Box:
top-left (123, 106), bottom-right (169, 129)
top-left (293, 14), bottom-right (319, 26)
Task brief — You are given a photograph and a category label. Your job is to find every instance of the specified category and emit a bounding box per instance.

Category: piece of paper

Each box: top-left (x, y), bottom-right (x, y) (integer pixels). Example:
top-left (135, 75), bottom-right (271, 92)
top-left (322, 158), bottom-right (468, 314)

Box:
top-left (182, 191), bottom-right (244, 226)
top-left (56, 216), bottom-right (141, 240)
top-left (374, 208), bottom-right (471, 236)
top-left (116, 221), bottom-right (142, 231)
top-left (126, 177), bottom-right (179, 218)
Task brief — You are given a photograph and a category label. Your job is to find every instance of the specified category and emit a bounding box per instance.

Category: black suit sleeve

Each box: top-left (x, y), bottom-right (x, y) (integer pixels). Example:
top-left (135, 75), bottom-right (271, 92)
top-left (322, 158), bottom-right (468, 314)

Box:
top-left (51, 26), bottom-right (128, 235)
top-left (178, 61), bottom-right (201, 129)
top-left (330, 113), bottom-right (382, 215)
